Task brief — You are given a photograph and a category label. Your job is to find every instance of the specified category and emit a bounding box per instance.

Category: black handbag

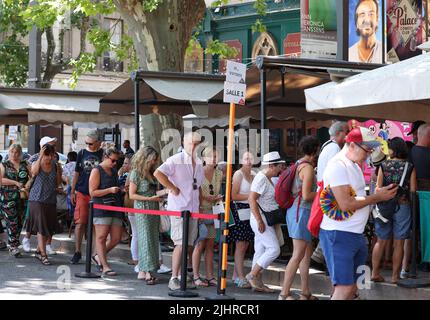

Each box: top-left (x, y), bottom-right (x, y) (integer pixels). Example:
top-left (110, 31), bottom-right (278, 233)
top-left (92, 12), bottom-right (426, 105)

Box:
top-left (258, 204), bottom-right (286, 226)
top-left (375, 162), bottom-right (409, 222)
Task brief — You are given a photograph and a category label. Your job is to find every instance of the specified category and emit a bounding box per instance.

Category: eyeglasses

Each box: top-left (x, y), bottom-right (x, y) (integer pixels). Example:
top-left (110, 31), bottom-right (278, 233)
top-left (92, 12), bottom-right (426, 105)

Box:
top-left (193, 178), bottom-right (197, 190)
top-left (85, 142), bottom-right (94, 146)
top-left (109, 157), bottom-right (118, 164)
top-left (356, 143), bottom-right (373, 154)
top-left (209, 184), bottom-right (214, 195)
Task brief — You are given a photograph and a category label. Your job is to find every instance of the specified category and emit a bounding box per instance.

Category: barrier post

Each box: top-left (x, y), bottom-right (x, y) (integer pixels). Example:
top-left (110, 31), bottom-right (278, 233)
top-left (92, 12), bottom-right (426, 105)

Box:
top-left (168, 210), bottom-right (199, 298)
top-left (75, 201), bottom-right (101, 278)
top-left (398, 191), bottom-right (430, 288)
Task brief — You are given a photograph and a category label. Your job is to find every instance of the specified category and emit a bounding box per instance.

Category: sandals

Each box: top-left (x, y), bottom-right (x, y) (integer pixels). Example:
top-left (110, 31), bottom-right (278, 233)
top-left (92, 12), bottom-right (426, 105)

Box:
top-left (102, 269), bottom-right (117, 276)
top-left (35, 251), bottom-right (42, 261)
top-left (193, 277), bottom-right (209, 287)
top-left (91, 255), bottom-right (102, 271)
top-left (40, 255), bottom-right (51, 266)
top-left (206, 278), bottom-right (218, 287)
top-left (371, 275), bottom-right (385, 283)
top-left (145, 276), bottom-right (159, 285)
top-left (252, 284), bottom-right (275, 293)
top-left (299, 293), bottom-right (319, 300)
top-left (278, 293), bottom-right (297, 300)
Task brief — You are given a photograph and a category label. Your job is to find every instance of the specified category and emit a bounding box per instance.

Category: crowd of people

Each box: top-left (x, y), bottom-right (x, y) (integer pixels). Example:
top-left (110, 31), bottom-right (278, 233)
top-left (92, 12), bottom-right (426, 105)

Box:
top-left (1, 121), bottom-right (430, 300)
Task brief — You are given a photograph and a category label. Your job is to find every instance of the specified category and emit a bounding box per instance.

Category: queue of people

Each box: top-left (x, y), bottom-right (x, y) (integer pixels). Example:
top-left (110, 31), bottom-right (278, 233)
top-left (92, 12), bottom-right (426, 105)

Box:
top-left (1, 121), bottom-right (430, 301)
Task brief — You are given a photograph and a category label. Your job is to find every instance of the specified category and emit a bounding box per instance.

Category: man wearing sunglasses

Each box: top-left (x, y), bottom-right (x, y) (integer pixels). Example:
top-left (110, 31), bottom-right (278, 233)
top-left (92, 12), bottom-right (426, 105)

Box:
top-left (318, 127), bottom-right (398, 300)
top-left (70, 130), bottom-right (103, 264)
top-left (154, 131), bottom-right (205, 292)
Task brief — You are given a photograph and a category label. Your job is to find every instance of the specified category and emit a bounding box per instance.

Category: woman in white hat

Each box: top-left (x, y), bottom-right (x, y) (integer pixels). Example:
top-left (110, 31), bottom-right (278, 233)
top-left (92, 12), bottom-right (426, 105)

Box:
top-left (246, 151), bottom-right (284, 292)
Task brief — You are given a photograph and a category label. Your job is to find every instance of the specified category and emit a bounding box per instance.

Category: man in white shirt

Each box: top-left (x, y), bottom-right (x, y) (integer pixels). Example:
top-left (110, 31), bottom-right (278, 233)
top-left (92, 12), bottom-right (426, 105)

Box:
top-left (319, 127), bottom-right (397, 300)
top-left (154, 132), bottom-right (205, 292)
top-left (312, 121), bottom-right (348, 268)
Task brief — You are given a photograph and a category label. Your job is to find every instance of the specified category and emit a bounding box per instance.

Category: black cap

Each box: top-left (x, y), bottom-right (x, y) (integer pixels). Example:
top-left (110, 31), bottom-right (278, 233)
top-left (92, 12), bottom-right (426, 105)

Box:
top-left (407, 121), bottom-right (426, 135)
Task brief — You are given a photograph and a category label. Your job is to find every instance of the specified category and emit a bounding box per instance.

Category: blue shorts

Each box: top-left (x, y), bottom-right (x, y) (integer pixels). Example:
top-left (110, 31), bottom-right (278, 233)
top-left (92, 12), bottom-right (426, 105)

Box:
top-left (375, 204), bottom-right (411, 240)
top-left (319, 229), bottom-right (368, 286)
top-left (286, 205), bottom-right (312, 243)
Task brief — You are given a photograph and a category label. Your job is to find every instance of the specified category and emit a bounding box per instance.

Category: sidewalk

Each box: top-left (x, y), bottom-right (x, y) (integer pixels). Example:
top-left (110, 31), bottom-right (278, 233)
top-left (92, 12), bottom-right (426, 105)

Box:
top-left (50, 232), bottom-right (430, 300)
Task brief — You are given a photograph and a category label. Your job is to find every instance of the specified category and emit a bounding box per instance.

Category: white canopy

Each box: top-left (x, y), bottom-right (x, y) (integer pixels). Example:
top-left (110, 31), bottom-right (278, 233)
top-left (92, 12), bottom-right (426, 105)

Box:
top-left (305, 53), bottom-right (430, 122)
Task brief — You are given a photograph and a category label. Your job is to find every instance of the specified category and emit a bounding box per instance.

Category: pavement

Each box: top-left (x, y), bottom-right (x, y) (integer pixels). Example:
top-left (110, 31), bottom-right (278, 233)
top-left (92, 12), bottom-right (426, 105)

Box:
top-left (1, 232), bottom-right (430, 300)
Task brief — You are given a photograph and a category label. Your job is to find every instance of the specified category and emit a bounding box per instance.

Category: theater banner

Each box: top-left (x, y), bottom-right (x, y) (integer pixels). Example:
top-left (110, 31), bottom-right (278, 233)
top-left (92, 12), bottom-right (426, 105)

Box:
top-left (300, 0), bottom-right (337, 60)
top-left (387, 0), bottom-right (424, 63)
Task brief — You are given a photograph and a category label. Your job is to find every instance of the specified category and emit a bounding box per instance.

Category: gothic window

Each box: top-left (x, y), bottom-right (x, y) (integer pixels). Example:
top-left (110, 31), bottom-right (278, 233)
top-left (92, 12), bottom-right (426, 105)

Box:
top-left (252, 32), bottom-right (279, 59)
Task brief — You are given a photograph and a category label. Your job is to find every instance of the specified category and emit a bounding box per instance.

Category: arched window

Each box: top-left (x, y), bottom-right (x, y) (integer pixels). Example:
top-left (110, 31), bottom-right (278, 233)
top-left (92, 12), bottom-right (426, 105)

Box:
top-left (252, 32), bottom-right (279, 59)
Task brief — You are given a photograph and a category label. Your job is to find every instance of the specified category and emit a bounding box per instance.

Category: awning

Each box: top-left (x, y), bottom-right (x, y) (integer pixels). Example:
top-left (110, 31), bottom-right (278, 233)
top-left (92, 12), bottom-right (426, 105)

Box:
top-left (304, 53), bottom-right (430, 122)
top-left (0, 87), bottom-right (134, 126)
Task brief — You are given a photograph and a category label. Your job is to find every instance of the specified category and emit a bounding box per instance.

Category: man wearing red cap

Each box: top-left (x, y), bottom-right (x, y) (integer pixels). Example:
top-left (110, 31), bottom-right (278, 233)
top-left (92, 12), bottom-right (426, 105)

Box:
top-left (319, 127), bottom-right (398, 300)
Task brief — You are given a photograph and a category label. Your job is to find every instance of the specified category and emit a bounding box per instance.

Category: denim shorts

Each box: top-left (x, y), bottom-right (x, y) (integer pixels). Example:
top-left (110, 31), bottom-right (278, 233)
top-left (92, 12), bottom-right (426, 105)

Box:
top-left (93, 217), bottom-right (123, 226)
top-left (375, 204), bottom-right (411, 240)
top-left (286, 205), bottom-right (312, 243)
top-left (319, 229), bottom-right (368, 286)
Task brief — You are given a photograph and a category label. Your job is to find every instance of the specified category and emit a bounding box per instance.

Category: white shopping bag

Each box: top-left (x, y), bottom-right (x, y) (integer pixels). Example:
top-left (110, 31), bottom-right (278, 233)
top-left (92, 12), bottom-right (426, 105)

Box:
top-left (212, 201), bottom-right (225, 229)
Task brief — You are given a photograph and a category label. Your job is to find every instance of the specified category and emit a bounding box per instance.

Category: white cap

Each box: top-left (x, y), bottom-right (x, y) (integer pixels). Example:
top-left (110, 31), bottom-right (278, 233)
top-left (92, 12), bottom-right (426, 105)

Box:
top-left (39, 136), bottom-right (57, 148)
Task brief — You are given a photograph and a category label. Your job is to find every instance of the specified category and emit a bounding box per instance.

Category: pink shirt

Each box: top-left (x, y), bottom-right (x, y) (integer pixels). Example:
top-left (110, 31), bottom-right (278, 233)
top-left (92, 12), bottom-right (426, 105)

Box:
top-left (157, 150), bottom-right (204, 213)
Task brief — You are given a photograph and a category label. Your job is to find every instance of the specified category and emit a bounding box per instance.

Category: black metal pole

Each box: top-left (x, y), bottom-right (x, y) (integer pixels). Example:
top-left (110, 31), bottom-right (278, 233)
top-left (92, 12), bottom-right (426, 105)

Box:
top-left (134, 79), bottom-right (140, 150)
top-left (75, 201), bottom-right (100, 278)
top-left (168, 211), bottom-right (198, 298)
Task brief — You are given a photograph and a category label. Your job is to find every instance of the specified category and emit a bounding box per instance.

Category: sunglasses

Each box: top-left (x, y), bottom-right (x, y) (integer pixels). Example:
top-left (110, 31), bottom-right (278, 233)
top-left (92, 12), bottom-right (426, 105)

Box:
top-left (356, 143), bottom-right (373, 154)
top-left (109, 157), bottom-right (118, 164)
top-left (193, 178), bottom-right (197, 190)
top-left (85, 142), bottom-right (94, 146)
top-left (209, 184), bottom-right (214, 195)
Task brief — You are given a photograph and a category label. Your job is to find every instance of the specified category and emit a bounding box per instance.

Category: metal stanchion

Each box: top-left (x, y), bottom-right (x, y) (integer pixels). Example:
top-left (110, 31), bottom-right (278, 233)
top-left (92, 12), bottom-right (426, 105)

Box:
top-left (168, 210), bottom-right (198, 298)
top-left (398, 191), bottom-right (430, 288)
top-left (75, 201), bottom-right (100, 278)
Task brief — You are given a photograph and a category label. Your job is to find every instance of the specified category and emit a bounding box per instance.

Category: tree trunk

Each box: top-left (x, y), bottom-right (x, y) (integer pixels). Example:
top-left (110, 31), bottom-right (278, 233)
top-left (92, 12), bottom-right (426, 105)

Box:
top-left (113, 0), bottom-right (206, 71)
top-left (114, 0), bottom-right (205, 151)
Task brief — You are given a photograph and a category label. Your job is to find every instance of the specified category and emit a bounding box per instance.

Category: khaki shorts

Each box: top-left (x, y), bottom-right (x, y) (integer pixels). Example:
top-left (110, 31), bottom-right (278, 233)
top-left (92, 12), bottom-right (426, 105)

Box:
top-left (93, 217), bottom-right (123, 226)
top-left (170, 216), bottom-right (198, 246)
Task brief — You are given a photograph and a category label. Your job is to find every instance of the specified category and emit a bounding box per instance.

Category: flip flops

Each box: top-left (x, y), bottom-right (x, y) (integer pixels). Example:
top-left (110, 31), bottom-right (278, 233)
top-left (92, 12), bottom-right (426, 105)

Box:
top-left (91, 255), bottom-right (102, 272)
top-left (102, 269), bottom-right (117, 276)
top-left (371, 275), bottom-right (385, 283)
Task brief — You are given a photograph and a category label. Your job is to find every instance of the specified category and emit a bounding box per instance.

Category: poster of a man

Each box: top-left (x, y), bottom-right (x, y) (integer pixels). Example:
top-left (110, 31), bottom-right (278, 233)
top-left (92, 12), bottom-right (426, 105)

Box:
top-left (348, 0), bottom-right (383, 63)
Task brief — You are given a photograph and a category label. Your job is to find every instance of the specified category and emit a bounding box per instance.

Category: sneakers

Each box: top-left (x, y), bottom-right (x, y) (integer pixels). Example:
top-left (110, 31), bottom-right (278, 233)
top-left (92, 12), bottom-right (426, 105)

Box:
top-left (235, 278), bottom-right (252, 289)
top-left (22, 237), bottom-right (31, 253)
top-left (46, 244), bottom-right (57, 255)
top-left (70, 251), bottom-right (82, 264)
top-left (134, 265), bottom-right (139, 273)
top-left (157, 264), bottom-right (172, 274)
top-left (9, 247), bottom-right (21, 257)
top-left (400, 269), bottom-right (409, 279)
top-left (168, 277), bottom-right (181, 291)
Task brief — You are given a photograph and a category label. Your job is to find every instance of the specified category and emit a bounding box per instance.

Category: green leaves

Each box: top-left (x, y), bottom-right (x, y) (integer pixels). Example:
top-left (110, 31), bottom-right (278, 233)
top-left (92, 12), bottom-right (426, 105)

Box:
top-left (142, 0), bottom-right (164, 12)
top-left (0, 36), bottom-right (29, 87)
top-left (252, 0), bottom-right (267, 33)
top-left (205, 39), bottom-right (238, 59)
top-left (65, 53), bottom-right (96, 89)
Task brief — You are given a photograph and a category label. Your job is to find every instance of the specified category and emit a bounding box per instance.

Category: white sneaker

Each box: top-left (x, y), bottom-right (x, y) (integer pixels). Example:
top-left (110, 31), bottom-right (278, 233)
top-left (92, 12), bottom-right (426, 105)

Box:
top-left (157, 264), bottom-right (172, 274)
top-left (46, 244), bottom-right (57, 255)
top-left (22, 237), bottom-right (31, 253)
top-left (134, 265), bottom-right (139, 273)
top-left (168, 277), bottom-right (181, 291)
top-left (400, 269), bottom-right (409, 279)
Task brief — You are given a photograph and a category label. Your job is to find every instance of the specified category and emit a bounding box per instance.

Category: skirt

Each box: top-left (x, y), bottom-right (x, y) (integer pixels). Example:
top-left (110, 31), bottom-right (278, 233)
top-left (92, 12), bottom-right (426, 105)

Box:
top-left (27, 201), bottom-right (60, 237)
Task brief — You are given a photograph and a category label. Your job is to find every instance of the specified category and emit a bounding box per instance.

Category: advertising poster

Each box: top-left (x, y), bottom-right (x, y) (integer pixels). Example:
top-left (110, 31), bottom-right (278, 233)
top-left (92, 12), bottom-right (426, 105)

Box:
top-left (387, 0), bottom-right (424, 63)
top-left (348, 0), bottom-right (384, 63)
top-left (362, 120), bottom-right (412, 182)
top-left (300, 0), bottom-right (337, 59)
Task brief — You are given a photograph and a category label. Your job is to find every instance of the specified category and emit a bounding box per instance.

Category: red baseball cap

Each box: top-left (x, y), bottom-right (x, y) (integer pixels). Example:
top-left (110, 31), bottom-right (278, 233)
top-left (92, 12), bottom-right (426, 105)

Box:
top-left (345, 127), bottom-right (381, 149)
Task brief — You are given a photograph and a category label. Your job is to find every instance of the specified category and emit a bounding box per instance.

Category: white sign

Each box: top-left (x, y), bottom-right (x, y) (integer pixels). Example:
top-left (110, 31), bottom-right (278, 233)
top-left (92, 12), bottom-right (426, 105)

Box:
top-left (8, 126), bottom-right (18, 141)
top-left (226, 60), bottom-right (246, 84)
top-left (223, 81), bottom-right (246, 105)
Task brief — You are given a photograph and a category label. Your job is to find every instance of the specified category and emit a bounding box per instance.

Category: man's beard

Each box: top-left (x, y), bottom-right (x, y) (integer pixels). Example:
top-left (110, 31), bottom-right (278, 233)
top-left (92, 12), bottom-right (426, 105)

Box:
top-left (359, 22), bottom-right (376, 38)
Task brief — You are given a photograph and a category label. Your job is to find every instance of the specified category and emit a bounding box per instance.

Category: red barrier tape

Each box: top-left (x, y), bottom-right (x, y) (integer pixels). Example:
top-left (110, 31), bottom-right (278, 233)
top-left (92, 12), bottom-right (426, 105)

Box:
top-left (93, 204), bottom-right (218, 221)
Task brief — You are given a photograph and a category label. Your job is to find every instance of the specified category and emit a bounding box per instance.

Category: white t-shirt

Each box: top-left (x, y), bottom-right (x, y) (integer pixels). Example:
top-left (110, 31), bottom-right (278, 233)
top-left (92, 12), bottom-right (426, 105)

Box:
top-left (320, 153), bottom-right (370, 234)
top-left (317, 140), bottom-right (341, 182)
top-left (250, 172), bottom-right (278, 213)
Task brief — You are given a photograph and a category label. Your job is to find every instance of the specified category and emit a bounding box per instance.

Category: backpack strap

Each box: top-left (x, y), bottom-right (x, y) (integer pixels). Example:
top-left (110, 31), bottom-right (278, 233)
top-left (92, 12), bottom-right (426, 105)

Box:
top-left (295, 160), bottom-right (312, 223)
top-left (399, 162), bottom-right (409, 188)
